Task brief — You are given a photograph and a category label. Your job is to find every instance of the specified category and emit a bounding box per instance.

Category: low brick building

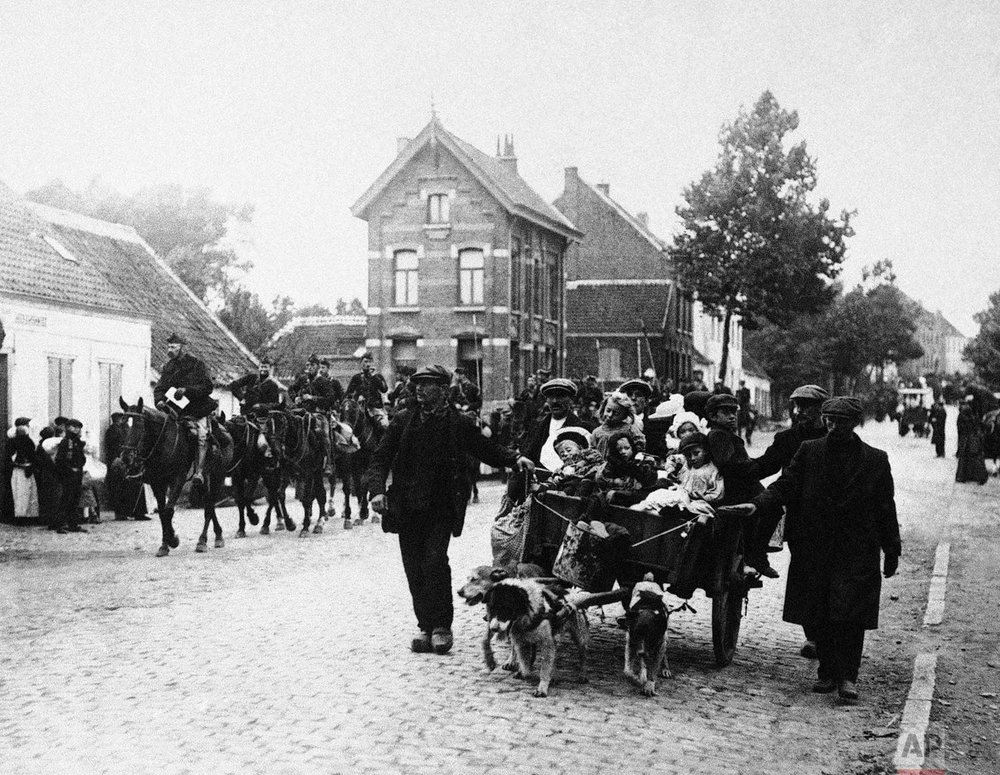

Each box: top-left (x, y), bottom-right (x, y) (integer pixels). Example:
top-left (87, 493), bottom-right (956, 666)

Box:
top-left (351, 118), bottom-right (582, 403)
top-left (554, 169), bottom-right (695, 389)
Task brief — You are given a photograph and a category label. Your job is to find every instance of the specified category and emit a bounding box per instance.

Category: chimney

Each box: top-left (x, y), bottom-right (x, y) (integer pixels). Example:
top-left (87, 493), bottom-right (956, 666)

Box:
top-left (596, 183), bottom-right (610, 196)
top-left (636, 211), bottom-right (649, 229)
top-left (396, 137), bottom-right (411, 154)
top-left (497, 133), bottom-right (518, 174)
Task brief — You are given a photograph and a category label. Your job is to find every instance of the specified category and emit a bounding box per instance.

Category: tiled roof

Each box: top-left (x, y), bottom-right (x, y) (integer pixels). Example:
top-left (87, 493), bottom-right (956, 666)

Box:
top-left (266, 316), bottom-right (367, 379)
top-left (352, 118), bottom-right (581, 239)
top-left (583, 179), bottom-right (667, 253)
top-left (566, 282), bottom-right (671, 333)
top-left (0, 195), bottom-right (257, 384)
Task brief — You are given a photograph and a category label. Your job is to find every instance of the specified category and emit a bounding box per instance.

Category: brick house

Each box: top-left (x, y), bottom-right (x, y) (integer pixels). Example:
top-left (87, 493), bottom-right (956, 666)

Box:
top-left (351, 118), bottom-right (582, 403)
top-left (554, 168), bottom-right (695, 389)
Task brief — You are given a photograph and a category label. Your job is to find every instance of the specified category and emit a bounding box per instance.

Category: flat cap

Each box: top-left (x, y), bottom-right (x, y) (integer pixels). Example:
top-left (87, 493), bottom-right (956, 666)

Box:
top-left (821, 396), bottom-right (864, 420)
top-left (705, 393), bottom-right (739, 414)
top-left (790, 384), bottom-right (829, 403)
top-left (65, 418), bottom-right (84, 429)
top-left (619, 379), bottom-right (652, 398)
top-left (411, 364), bottom-right (452, 385)
top-left (540, 378), bottom-right (577, 398)
top-left (14, 416), bottom-right (31, 427)
top-left (53, 416), bottom-right (70, 426)
top-left (678, 431), bottom-right (709, 454)
top-left (166, 332), bottom-right (187, 345)
top-left (552, 426), bottom-right (592, 450)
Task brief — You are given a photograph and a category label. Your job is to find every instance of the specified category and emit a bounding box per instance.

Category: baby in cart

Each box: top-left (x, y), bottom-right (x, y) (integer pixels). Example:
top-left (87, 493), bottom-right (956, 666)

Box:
top-left (538, 427), bottom-right (604, 497)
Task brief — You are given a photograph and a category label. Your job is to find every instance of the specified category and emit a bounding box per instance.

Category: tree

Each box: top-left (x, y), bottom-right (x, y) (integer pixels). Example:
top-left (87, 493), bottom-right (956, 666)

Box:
top-left (27, 178), bottom-right (253, 303)
top-left (217, 288), bottom-right (272, 353)
top-left (670, 91), bottom-right (854, 381)
top-left (964, 291), bottom-right (1000, 387)
top-left (335, 297), bottom-right (366, 316)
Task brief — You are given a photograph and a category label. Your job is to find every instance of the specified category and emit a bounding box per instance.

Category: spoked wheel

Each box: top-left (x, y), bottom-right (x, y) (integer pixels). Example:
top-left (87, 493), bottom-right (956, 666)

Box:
top-left (711, 583), bottom-right (745, 666)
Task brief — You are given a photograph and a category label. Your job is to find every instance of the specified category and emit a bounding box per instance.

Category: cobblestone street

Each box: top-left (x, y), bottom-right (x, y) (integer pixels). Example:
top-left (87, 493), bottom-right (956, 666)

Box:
top-left (1, 419), bottom-right (994, 775)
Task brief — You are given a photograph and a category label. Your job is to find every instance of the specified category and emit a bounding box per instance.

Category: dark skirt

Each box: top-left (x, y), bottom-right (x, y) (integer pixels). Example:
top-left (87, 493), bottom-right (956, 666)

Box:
top-left (956, 452), bottom-right (988, 484)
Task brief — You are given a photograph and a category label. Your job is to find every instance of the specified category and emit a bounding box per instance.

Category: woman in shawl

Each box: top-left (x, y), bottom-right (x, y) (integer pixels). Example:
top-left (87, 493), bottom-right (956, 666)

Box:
top-left (955, 396), bottom-right (988, 485)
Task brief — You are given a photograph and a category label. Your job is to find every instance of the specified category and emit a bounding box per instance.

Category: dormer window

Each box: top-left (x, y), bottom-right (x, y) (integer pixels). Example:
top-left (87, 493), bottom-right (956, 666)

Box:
top-left (42, 234), bottom-right (78, 263)
top-left (427, 193), bottom-right (450, 224)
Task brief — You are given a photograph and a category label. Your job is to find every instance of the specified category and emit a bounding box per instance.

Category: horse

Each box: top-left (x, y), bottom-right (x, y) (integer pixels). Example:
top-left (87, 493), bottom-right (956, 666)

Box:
top-left (118, 397), bottom-right (232, 556)
top-left (258, 408), bottom-right (296, 533)
top-left (336, 398), bottom-right (383, 528)
top-left (225, 414), bottom-right (263, 538)
top-left (277, 409), bottom-right (328, 535)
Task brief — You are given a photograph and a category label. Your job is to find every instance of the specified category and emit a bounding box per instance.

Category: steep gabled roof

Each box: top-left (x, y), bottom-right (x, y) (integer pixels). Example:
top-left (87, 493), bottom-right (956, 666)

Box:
top-left (583, 176), bottom-right (667, 253)
top-left (0, 194), bottom-right (257, 384)
top-left (351, 118), bottom-right (582, 240)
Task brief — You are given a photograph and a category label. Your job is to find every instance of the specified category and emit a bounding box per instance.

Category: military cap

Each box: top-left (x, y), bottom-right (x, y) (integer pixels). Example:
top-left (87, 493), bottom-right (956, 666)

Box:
top-left (705, 393), bottom-right (739, 415)
top-left (678, 431), bottom-right (709, 454)
top-left (821, 396), bottom-right (864, 420)
top-left (619, 378), bottom-right (653, 398)
top-left (14, 416), bottom-right (31, 427)
top-left (552, 426), bottom-right (592, 450)
top-left (411, 364), bottom-right (452, 385)
top-left (540, 378), bottom-right (577, 398)
top-left (790, 384), bottom-right (829, 403)
top-left (166, 332), bottom-right (187, 345)
top-left (65, 418), bottom-right (84, 429)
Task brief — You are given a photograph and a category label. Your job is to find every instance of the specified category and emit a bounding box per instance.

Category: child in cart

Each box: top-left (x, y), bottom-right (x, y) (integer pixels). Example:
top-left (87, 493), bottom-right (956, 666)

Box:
top-left (677, 432), bottom-right (724, 506)
top-left (538, 427), bottom-right (604, 497)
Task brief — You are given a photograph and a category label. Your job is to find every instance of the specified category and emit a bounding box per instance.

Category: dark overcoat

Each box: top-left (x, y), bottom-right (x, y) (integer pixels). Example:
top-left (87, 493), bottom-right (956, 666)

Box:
top-left (754, 435), bottom-right (901, 630)
top-left (364, 408), bottom-right (516, 537)
top-left (154, 353), bottom-right (215, 418)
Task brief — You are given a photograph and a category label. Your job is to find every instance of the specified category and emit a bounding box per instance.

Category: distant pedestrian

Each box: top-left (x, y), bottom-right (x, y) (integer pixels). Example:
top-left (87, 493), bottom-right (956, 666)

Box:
top-left (365, 365), bottom-right (534, 654)
top-left (929, 398), bottom-right (947, 458)
top-left (955, 396), bottom-right (988, 485)
top-left (732, 396), bottom-right (901, 704)
top-left (53, 419), bottom-right (88, 534)
top-left (8, 418), bottom-right (39, 518)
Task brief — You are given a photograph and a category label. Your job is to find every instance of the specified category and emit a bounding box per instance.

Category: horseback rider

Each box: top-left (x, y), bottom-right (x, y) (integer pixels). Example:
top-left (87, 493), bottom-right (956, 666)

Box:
top-left (448, 367), bottom-right (482, 415)
top-left (288, 354), bottom-right (320, 403)
top-left (345, 351), bottom-right (389, 430)
top-left (288, 355), bottom-right (341, 466)
top-left (153, 332), bottom-right (217, 486)
top-left (228, 356), bottom-right (282, 416)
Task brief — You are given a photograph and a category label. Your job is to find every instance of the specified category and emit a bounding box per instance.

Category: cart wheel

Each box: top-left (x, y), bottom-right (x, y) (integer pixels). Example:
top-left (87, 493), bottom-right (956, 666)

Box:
top-left (712, 584), bottom-right (744, 666)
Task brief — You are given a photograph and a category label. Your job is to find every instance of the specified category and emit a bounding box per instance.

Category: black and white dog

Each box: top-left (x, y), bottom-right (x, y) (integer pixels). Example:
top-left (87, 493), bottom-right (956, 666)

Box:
top-left (482, 578), bottom-right (589, 697)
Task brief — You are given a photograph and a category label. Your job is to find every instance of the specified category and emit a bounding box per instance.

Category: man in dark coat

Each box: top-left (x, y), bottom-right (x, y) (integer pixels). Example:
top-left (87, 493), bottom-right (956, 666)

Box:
top-left (737, 396), bottom-right (901, 703)
top-left (228, 357), bottom-right (282, 415)
top-left (365, 365), bottom-right (533, 654)
top-left (103, 413), bottom-right (127, 519)
top-left (521, 379), bottom-right (596, 471)
top-left (345, 352), bottom-right (390, 429)
top-left (153, 332), bottom-right (216, 485)
top-left (448, 367), bottom-right (482, 414)
top-left (749, 383), bottom-right (830, 655)
top-left (929, 398), bottom-right (947, 458)
top-left (53, 419), bottom-right (87, 533)
top-left (288, 355), bottom-right (320, 402)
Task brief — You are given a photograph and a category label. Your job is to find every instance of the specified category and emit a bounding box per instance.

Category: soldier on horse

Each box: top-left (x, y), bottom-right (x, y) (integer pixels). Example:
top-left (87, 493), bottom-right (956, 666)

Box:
top-left (228, 356), bottom-right (282, 416)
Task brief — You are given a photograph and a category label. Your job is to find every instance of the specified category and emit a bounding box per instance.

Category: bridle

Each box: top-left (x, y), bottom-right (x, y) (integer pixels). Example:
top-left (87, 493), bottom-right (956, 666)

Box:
top-left (120, 408), bottom-right (172, 480)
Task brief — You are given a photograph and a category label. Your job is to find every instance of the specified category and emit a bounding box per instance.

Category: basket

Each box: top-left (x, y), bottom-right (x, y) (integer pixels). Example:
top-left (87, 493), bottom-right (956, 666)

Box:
top-left (552, 522), bottom-right (606, 590)
top-left (491, 495), bottom-right (532, 568)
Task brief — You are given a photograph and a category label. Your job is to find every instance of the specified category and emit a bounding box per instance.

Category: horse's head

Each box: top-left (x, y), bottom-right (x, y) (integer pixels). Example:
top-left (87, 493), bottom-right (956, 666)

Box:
top-left (339, 398), bottom-right (362, 428)
top-left (118, 396), bottom-right (155, 477)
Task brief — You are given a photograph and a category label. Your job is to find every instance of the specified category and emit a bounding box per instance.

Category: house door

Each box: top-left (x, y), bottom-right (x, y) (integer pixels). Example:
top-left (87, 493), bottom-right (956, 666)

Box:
top-left (98, 362), bottom-right (123, 458)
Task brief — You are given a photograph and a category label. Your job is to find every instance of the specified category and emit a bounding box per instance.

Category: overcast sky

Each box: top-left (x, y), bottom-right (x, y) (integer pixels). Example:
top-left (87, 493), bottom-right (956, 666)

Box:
top-left (2, 0), bottom-right (997, 335)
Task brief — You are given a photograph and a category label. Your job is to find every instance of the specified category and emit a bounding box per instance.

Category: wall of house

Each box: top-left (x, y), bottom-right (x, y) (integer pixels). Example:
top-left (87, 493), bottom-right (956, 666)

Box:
top-left (691, 302), bottom-right (744, 388)
top-left (0, 297), bottom-right (150, 458)
top-left (361, 142), bottom-right (566, 404)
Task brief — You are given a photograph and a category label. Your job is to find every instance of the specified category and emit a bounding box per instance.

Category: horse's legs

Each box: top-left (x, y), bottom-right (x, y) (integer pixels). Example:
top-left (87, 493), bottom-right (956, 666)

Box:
top-left (209, 484), bottom-right (224, 548)
top-left (337, 457), bottom-right (353, 521)
top-left (153, 483), bottom-right (174, 556)
top-left (234, 474), bottom-right (248, 538)
top-left (245, 472), bottom-right (260, 526)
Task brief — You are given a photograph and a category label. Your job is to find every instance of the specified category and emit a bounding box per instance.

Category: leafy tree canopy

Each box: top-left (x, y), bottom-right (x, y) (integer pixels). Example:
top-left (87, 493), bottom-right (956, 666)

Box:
top-left (964, 290), bottom-right (1000, 388)
top-left (671, 91), bottom-right (854, 379)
